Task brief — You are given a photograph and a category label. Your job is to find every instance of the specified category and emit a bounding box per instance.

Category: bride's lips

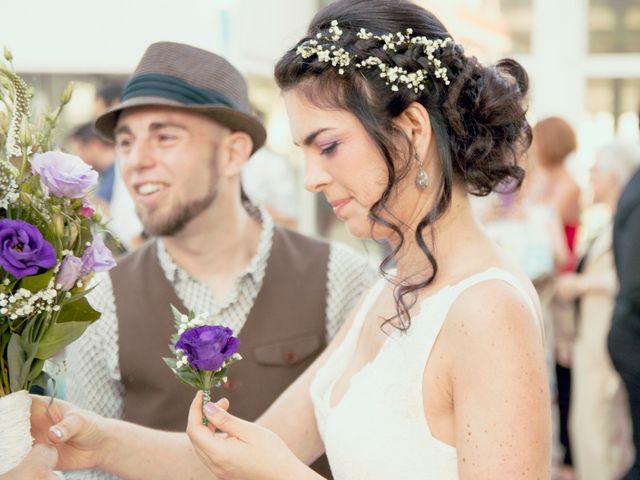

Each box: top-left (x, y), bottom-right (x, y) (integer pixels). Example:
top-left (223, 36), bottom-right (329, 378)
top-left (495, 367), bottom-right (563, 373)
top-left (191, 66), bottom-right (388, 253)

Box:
top-left (329, 197), bottom-right (352, 216)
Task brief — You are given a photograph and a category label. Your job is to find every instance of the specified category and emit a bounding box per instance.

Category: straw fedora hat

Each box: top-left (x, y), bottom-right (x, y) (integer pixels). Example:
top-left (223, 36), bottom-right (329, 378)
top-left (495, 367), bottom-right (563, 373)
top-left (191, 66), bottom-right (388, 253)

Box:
top-left (94, 41), bottom-right (266, 153)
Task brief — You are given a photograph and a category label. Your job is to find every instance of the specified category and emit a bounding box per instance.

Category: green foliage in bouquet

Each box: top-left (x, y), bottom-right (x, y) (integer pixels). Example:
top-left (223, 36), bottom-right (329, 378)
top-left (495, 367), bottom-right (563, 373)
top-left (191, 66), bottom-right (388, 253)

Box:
top-left (0, 48), bottom-right (116, 396)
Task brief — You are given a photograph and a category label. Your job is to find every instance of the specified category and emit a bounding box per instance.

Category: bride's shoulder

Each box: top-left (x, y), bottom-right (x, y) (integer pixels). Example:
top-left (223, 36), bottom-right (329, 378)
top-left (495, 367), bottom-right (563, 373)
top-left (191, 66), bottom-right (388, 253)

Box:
top-left (441, 271), bottom-right (543, 355)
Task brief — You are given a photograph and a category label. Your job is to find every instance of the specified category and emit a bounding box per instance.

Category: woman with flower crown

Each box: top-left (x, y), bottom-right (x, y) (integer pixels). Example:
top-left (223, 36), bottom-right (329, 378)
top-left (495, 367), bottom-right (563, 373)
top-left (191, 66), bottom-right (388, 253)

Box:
top-left (30, 1), bottom-right (551, 478)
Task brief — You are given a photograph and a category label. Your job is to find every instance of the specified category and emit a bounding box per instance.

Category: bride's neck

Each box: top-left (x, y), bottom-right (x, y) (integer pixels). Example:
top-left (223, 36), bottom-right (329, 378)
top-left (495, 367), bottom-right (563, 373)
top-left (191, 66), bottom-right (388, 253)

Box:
top-left (394, 187), bottom-right (481, 280)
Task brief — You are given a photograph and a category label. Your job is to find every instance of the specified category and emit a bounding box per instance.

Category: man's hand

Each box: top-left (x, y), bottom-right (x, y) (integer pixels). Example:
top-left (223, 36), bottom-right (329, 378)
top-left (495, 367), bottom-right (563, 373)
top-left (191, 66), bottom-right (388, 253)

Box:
top-left (30, 395), bottom-right (110, 472)
top-left (0, 444), bottom-right (58, 480)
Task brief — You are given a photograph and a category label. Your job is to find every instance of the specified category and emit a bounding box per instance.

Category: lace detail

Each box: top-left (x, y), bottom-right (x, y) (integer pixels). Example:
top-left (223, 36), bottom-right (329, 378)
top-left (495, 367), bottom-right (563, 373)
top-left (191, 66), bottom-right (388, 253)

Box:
top-left (311, 267), bottom-right (537, 480)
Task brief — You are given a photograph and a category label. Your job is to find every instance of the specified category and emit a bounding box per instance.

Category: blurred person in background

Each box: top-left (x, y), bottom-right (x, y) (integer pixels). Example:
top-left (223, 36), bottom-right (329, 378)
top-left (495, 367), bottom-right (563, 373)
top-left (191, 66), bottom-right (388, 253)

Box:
top-left (530, 116), bottom-right (582, 479)
top-left (555, 141), bottom-right (639, 480)
top-left (68, 122), bottom-right (116, 207)
top-left (94, 82), bottom-right (125, 117)
top-left (242, 108), bottom-right (299, 229)
top-left (242, 148), bottom-right (299, 229)
top-left (608, 135), bottom-right (640, 480)
top-left (531, 117), bottom-right (581, 270)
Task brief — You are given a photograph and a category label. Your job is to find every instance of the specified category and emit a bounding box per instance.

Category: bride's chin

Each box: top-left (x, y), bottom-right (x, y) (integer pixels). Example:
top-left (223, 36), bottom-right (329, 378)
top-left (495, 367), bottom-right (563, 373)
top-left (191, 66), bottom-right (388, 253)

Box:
top-left (344, 219), bottom-right (389, 241)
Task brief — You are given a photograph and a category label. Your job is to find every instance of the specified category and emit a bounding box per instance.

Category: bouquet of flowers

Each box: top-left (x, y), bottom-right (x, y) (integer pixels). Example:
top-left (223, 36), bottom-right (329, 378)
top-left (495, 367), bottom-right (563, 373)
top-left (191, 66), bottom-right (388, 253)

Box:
top-left (164, 306), bottom-right (241, 425)
top-left (0, 48), bottom-right (116, 472)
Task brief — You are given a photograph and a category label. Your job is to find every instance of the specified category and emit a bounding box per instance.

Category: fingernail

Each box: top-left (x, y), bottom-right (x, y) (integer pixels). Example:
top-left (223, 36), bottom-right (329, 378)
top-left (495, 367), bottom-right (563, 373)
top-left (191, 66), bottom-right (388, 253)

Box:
top-left (50, 427), bottom-right (63, 439)
top-left (204, 402), bottom-right (219, 414)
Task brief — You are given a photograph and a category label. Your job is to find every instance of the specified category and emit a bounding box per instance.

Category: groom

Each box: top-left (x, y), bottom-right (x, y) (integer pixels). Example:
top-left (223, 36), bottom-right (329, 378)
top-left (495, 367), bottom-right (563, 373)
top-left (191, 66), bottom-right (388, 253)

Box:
top-left (64, 42), bottom-right (374, 479)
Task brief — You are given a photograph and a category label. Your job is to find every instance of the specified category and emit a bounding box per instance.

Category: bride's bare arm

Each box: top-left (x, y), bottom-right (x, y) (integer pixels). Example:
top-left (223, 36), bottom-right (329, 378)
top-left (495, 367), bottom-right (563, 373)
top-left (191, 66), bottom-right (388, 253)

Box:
top-left (441, 281), bottom-right (551, 479)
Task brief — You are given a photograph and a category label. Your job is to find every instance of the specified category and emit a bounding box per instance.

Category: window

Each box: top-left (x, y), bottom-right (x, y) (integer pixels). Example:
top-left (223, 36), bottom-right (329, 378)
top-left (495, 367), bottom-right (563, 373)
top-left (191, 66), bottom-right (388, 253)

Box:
top-left (499, 0), bottom-right (533, 54)
top-left (589, 0), bottom-right (640, 53)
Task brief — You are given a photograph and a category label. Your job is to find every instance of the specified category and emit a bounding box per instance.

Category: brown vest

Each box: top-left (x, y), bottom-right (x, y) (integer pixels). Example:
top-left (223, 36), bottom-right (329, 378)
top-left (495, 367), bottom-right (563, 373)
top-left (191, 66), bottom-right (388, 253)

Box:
top-left (111, 227), bottom-right (333, 475)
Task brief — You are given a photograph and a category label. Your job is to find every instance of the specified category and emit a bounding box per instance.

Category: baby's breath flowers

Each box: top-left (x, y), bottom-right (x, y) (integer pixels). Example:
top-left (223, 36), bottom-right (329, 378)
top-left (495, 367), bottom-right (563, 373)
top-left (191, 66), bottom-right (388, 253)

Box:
top-left (296, 21), bottom-right (453, 93)
top-left (164, 306), bottom-right (241, 425)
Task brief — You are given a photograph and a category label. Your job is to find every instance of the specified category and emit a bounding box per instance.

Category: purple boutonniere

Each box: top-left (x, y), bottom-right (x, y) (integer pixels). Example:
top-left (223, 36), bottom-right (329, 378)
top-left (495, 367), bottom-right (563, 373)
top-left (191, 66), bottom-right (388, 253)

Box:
top-left (164, 306), bottom-right (241, 425)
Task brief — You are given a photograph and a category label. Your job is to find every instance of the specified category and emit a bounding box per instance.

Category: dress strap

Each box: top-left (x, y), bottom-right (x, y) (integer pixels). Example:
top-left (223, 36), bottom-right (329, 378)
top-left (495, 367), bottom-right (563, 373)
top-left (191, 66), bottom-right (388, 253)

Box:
top-left (448, 267), bottom-right (541, 335)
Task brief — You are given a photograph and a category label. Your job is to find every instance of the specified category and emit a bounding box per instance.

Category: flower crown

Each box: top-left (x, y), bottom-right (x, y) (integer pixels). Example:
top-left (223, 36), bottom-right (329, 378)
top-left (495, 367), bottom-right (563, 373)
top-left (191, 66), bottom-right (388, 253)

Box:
top-left (296, 20), bottom-right (453, 93)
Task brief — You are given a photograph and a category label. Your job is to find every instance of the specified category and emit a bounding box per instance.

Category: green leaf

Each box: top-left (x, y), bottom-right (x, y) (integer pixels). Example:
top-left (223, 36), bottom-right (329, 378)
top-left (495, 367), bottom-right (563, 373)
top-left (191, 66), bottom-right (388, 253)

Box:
top-left (55, 296), bottom-right (101, 324)
top-left (7, 333), bottom-right (26, 391)
top-left (20, 269), bottom-right (54, 293)
top-left (162, 357), bottom-right (203, 390)
top-left (170, 304), bottom-right (183, 326)
top-left (35, 320), bottom-right (91, 359)
top-left (27, 358), bottom-right (46, 382)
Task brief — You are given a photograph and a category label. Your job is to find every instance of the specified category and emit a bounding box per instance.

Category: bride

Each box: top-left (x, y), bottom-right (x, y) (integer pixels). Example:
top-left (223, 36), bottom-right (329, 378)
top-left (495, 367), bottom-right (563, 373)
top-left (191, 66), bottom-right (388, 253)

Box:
top-left (31, 1), bottom-right (551, 478)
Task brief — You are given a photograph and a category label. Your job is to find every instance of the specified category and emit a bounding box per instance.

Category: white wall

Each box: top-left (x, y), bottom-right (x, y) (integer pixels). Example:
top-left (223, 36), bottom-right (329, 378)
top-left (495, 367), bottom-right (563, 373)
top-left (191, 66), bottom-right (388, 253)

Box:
top-left (1, 0), bottom-right (317, 77)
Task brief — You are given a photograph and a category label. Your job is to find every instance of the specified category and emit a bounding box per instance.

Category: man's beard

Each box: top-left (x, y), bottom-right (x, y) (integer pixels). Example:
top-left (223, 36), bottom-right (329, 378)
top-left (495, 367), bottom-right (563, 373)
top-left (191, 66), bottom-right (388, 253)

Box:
top-left (138, 187), bottom-right (218, 237)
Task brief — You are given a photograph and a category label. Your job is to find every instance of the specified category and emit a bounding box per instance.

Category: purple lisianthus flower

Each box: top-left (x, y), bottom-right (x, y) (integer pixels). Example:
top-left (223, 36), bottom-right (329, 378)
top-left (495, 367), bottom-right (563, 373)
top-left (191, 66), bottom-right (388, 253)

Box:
top-left (56, 254), bottom-right (83, 290)
top-left (31, 151), bottom-right (98, 199)
top-left (0, 219), bottom-right (56, 279)
top-left (176, 325), bottom-right (240, 371)
top-left (81, 235), bottom-right (116, 274)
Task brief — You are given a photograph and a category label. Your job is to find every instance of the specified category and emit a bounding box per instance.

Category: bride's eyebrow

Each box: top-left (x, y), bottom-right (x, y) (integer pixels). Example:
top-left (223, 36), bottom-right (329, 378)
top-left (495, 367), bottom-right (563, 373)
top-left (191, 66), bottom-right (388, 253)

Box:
top-left (294, 127), bottom-right (335, 147)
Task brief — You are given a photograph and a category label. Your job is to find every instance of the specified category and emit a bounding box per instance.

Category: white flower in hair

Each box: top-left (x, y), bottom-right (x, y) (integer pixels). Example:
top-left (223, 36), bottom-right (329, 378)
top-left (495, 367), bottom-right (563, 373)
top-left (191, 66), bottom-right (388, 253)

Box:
top-left (296, 22), bottom-right (453, 92)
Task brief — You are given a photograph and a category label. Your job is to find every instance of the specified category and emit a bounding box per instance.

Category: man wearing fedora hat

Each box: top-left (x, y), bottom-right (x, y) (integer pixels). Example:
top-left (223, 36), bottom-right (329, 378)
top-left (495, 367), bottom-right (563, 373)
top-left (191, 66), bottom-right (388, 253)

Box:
top-left (64, 41), bottom-right (374, 479)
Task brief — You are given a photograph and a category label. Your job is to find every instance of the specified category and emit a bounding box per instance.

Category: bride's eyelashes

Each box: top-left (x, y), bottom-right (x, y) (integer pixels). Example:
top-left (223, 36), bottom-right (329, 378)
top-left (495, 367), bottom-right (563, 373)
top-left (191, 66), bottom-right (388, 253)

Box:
top-left (319, 140), bottom-right (341, 156)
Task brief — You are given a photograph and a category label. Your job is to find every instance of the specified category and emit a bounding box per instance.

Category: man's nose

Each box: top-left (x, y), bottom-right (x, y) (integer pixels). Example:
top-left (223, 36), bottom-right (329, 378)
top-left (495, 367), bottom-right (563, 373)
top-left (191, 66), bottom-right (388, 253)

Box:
top-left (127, 140), bottom-right (155, 171)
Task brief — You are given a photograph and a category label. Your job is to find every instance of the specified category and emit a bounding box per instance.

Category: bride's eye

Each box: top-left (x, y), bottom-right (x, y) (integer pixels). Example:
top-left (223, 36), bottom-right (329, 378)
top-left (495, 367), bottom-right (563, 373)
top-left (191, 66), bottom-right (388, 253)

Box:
top-left (320, 141), bottom-right (340, 156)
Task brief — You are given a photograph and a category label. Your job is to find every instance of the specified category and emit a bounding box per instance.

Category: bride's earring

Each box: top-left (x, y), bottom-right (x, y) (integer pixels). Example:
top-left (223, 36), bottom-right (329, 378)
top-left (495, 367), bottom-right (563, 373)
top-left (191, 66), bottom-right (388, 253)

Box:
top-left (414, 152), bottom-right (429, 190)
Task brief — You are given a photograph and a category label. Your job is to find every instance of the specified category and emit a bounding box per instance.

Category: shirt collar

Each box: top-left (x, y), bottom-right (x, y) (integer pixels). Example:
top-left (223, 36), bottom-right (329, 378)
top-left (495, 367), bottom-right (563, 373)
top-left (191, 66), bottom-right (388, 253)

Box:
top-left (156, 207), bottom-right (275, 285)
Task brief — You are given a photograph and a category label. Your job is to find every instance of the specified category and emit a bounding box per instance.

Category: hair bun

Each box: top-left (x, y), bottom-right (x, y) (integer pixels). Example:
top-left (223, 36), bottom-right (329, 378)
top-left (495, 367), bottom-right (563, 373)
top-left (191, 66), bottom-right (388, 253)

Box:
top-left (443, 56), bottom-right (530, 195)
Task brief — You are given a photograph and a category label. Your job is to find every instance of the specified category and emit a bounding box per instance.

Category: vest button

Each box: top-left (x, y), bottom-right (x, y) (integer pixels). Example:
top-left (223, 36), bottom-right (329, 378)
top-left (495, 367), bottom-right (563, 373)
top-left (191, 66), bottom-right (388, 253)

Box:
top-left (284, 350), bottom-right (297, 365)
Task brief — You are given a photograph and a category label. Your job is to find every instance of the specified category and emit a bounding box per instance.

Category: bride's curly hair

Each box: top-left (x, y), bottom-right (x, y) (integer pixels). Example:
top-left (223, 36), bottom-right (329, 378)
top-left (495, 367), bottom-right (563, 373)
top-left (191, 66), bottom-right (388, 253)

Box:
top-left (275, 0), bottom-right (531, 331)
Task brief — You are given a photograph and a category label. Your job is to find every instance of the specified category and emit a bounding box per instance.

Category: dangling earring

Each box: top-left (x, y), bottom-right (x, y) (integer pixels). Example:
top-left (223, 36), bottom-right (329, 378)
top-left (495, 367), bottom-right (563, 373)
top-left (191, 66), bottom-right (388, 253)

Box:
top-left (414, 152), bottom-right (429, 190)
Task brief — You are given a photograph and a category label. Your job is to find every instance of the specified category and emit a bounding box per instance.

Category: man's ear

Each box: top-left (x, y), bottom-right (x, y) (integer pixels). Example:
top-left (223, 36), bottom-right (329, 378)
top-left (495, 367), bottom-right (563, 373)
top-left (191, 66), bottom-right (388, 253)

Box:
top-left (393, 101), bottom-right (432, 158)
top-left (220, 131), bottom-right (254, 177)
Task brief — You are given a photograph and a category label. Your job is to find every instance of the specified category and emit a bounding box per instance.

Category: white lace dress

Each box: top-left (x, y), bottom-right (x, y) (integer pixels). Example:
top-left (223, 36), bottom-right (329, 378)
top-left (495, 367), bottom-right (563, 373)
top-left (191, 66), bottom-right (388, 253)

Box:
top-left (310, 267), bottom-right (538, 480)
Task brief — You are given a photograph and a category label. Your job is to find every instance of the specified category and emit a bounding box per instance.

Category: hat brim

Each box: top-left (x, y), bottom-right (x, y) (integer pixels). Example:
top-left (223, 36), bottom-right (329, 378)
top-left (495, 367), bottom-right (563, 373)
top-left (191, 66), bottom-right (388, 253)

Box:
top-left (94, 96), bottom-right (267, 154)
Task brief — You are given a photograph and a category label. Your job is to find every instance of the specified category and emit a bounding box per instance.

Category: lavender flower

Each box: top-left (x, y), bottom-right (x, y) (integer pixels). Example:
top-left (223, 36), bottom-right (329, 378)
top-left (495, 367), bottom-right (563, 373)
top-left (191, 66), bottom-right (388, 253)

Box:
top-left (56, 254), bottom-right (83, 290)
top-left (81, 235), bottom-right (116, 274)
top-left (31, 151), bottom-right (98, 198)
top-left (0, 219), bottom-right (56, 279)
